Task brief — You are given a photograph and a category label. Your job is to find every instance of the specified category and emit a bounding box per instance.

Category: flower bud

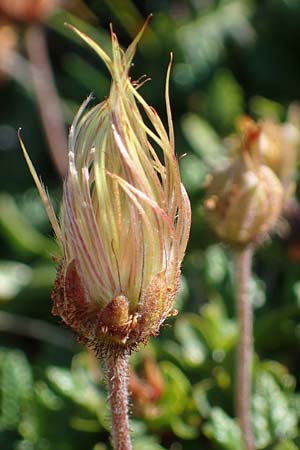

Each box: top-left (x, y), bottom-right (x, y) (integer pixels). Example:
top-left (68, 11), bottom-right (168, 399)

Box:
top-left (204, 143), bottom-right (283, 246)
top-left (20, 22), bottom-right (191, 357)
top-left (258, 119), bottom-right (299, 201)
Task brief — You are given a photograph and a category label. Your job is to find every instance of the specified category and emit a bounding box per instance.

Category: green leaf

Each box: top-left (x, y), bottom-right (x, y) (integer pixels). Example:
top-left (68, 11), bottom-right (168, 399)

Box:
top-left (46, 367), bottom-right (75, 398)
top-left (177, 0), bottom-right (254, 78)
top-left (249, 96), bottom-right (284, 120)
top-left (249, 275), bottom-right (266, 309)
top-left (196, 300), bottom-right (237, 353)
top-left (203, 407), bottom-right (243, 450)
top-left (170, 415), bottom-right (199, 439)
top-left (179, 154), bottom-right (207, 194)
top-left (204, 245), bottom-right (229, 285)
top-left (132, 435), bottom-right (166, 450)
top-left (207, 69), bottom-right (244, 132)
top-left (46, 366), bottom-right (103, 412)
top-left (175, 314), bottom-right (207, 367)
top-left (252, 372), bottom-right (298, 448)
top-left (272, 440), bottom-right (298, 450)
top-left (35, 381), bottom-right (63, 411)
top-left (14, 441), bottom-right (36, 450)
top-left (0, 261), bottom-right (32, 301)
top-left (260, 361), bottom-right (296, 391)
top-left (46, 362), bottom-right (109, 430)
top-left (193, 379), bottom-right (214, 418)
top-left (92, 444), bottom-right (107, 450)
top-left (0, 193), bottom-right (56, 258)
top-left (181, 114), bottom-right (224, 166)
top-left (69, 416), bottom-right (101, 432)
top-left (0, 349), bottom-right (33, 430)
top-left (144, 361), bottom-right (191, 428)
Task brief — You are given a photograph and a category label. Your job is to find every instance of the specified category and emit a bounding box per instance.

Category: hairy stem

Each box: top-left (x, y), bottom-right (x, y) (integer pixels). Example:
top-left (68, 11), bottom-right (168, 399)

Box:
top-left (25, 25), bottom-right (68, 178)
top-left (106, 354), bottom-right (132, 450)
top-left (234, 246), bottom-right (254, 450)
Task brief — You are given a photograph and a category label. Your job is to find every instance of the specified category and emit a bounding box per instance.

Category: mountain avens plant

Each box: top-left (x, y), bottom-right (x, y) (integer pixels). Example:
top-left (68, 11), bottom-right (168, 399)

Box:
top-left (204, 116), bottom-right (295, 450)
top-left (19, 19), bottom-right (191, 450)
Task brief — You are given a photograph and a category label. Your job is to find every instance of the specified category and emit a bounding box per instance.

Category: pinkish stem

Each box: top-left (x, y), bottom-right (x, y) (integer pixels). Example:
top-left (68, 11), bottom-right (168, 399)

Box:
top-left (24, 24), bottom-right (68, 178)
top-left (106, 354), bottom-right (132, 450)
top-left (234, 246), bottom-right (254, 450)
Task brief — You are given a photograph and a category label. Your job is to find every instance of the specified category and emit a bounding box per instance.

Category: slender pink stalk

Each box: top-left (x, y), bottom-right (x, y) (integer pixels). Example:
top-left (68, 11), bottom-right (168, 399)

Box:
top-left (234, 246), bottom-right (254, 450)
top-left (24, 24), bottom-right (68, 178)
top-left (106, 354), bottom-right (132, 450)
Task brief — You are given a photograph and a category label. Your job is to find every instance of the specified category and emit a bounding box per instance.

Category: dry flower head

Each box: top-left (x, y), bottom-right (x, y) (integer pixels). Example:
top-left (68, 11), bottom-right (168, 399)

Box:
top-left (19, 20), bottom-right (191, 358)
top-left (204, 117), bottom-right (284, 246)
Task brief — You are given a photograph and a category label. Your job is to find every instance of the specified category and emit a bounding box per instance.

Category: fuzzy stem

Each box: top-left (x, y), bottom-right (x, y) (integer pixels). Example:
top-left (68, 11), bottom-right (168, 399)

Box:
top-left (106, 354), bottom-right (132, 450)
top-left (234, 246), bottom-right (254, 450)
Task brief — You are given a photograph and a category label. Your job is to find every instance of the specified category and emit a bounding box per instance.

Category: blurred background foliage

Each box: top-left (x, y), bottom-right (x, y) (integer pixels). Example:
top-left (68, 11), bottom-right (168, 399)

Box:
top-left (1, 0), bottom-right (300, 449)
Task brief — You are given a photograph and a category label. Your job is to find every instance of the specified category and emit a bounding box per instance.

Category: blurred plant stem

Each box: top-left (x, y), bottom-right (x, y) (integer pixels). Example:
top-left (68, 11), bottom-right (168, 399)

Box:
top-left (234, 246), bottom-right (254, 450)
top-left (0, 47), bottom-right (33, 92)
top-left (24, 24), bottom-right (68, 178)
top-left (0, 311), bottom-right (74, 349)
top-left (106, 354), bottom-right (132, 450)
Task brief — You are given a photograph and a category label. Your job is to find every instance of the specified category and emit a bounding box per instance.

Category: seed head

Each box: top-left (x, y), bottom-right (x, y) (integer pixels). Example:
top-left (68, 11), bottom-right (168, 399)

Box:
top-left (20, 21), bottom-right (191, 357)
top-left (204, 119), bottom-right (283, 247)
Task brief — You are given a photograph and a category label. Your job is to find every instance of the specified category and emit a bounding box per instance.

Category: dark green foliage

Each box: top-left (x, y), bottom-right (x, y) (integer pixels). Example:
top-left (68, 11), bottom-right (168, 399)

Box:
top-left (1, 0), bottom-right (300, 448)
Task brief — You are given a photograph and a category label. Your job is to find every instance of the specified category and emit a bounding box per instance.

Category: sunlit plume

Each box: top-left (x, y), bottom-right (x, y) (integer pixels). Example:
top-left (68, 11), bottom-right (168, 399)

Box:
top-left (19, 20), bottom-right (191, 357)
